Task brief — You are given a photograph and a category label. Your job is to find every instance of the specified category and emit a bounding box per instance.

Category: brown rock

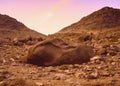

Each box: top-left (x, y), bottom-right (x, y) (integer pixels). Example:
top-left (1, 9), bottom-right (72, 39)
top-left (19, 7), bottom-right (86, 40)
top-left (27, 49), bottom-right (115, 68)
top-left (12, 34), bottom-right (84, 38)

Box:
top-left (86, 72), bottom-right (99, 79)
top-left (90, 56), bottom-right (104, 61)
top-left (97, 48), bottom-right (107, 55)
top-left (22, 38), bottom-right (95, 66)
top-left (101, 71), bottom-right (110, 77)
top-left (53, 73), bottom-right (68, 80)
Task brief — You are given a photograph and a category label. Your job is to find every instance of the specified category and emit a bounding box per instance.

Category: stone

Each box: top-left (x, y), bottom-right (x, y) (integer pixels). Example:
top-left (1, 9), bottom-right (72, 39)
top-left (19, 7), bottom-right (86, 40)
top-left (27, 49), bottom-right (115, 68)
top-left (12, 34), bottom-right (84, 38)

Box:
top-left (101, 71), bottom-right (110, 77)
top-left (22, 38), bottom-right (95, 66)
top-left (90, 56), bottom-right (103, 61)
top-left (35, 82), bottom-right (44, 86)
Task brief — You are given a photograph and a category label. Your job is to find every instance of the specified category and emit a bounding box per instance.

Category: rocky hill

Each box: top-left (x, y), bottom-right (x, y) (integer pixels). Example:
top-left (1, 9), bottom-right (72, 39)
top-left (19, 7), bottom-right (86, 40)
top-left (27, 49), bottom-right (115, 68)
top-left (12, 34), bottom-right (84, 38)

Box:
top-left (60, 7), bottom-right (120, 33)
top-left (0, 14), bottom-right (46, 44)
top-left (48, 7), bottom-right (120, 45)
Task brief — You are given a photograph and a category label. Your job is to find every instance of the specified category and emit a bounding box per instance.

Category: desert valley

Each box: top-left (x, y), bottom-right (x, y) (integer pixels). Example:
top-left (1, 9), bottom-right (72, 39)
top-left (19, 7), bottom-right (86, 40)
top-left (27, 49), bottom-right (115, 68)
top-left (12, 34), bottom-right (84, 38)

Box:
top-left (0, 7), bottom-right (120, 86)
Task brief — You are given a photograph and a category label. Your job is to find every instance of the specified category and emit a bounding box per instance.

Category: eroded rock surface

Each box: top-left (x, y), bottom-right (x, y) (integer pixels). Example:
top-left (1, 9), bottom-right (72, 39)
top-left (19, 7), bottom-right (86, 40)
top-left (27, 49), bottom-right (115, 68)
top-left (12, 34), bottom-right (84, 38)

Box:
top-left (22, 38), bottom-right (95, 66)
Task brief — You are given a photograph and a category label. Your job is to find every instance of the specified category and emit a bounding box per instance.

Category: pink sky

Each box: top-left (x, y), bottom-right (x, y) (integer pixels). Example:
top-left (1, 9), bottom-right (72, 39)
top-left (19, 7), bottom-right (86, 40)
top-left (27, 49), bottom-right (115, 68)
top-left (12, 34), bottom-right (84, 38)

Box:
top-left (0, 0), bottom-right (120, 34)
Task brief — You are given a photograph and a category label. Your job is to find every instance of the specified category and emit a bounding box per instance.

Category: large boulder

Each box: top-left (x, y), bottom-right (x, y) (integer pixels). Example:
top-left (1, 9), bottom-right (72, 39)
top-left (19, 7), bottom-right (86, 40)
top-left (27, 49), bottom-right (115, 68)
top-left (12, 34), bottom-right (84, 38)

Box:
top-left (22, 38), bottom-right (95, 66)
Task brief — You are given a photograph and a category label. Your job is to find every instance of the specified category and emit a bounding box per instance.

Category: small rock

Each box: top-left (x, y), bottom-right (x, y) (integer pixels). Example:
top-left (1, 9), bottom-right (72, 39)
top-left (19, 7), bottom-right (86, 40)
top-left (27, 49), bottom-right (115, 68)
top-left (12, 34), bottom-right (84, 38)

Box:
top-left (64, 70), bottom-right (74, 75)
top-left (45, 66), bottom-right (56, 72)
top-left (35, 82), bottom-right (44, 86)
top-left (91, 56), bottom-right (104, 61)
top-left (86, 73), bottom-right (98, 79)
top-left (11, 62), bottom-right (19, 66)
top-left (97, 66), bottom-right (102, 70)
top-left (114, 73), bottom-right (120, 77)
top-left (101, 71), bottom-right (110, 77)
top-left (53, 76), bottom-right (61, 80)
top-left (109, 51), bottom-right (117, 56)
top-left (86, 67), bottom-right (92, 71)
top-left (0, 81), bottom-right (4, 85)
top-left (111, 62), bottom-right (116, 65)
top-left (30, 71), bottom-right (37, 74)
top-left (59, 65), bottom-right (69, 70)
top-left (75, 72), bottom-right (86, 78)
top-left (97, 48), bottom-right (107, 55)
top-left (54, 73), bottom-right (68, 80)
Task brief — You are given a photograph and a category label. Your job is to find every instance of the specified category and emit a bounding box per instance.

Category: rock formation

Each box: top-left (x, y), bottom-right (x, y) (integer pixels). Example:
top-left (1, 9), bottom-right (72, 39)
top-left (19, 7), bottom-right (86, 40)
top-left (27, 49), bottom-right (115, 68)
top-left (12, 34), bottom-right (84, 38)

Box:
top-left (22, 38), bottom-right (95, 66)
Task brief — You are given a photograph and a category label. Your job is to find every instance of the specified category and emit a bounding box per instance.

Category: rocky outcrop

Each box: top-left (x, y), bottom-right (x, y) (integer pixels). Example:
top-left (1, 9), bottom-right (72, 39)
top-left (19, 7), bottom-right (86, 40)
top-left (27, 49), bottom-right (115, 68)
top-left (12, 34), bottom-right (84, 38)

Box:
top-left (22, 38), bottom-right (95, 66)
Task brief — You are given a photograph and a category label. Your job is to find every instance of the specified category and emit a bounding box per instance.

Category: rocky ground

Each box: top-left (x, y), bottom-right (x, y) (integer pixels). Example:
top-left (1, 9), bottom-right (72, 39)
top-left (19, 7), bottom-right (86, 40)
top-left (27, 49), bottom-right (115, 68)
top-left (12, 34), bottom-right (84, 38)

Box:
top-left (0, 6), bottom-right (120, 86)
top-left (0, 38), bottom-right (120, 86)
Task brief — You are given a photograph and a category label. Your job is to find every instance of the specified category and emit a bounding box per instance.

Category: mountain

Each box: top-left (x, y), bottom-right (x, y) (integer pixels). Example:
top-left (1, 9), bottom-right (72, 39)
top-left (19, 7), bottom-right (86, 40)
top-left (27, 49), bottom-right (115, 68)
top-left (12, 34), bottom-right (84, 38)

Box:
top-left (60, 7), bottom-right (120, 33)
top-left (48, 7), bottom-right (120, 44)
top-left (0, 14), bottom-right (46, 40)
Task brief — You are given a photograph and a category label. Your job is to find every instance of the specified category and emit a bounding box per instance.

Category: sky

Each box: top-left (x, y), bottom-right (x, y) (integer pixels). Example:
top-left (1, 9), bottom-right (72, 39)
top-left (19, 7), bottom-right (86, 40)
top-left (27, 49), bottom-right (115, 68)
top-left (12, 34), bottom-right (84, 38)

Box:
top-left (0, 0), bottom-right (120, 35)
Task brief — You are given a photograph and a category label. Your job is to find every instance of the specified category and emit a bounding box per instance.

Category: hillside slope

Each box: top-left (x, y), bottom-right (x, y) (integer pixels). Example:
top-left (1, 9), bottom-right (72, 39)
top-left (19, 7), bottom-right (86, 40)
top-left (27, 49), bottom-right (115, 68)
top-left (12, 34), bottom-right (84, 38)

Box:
top-left (60, 7), bottom-right (120, 33)
top-left (0, 14), bottom-right (46, 41)
top-left (48, 7), bottom-right (120, 45)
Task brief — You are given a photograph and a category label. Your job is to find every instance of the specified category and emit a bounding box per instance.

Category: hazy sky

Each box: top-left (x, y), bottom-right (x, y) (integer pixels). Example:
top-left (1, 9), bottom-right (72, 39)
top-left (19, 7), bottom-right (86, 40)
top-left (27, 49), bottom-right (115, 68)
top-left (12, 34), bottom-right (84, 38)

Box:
top-left (0, 0), bottom-right (120, 34)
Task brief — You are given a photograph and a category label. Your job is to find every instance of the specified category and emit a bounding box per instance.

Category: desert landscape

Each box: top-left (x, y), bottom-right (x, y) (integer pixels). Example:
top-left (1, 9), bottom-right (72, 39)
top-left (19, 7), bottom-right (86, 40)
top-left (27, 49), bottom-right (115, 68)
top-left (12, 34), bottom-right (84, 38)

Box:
top-left (0, 7), bottom-right (120, 86)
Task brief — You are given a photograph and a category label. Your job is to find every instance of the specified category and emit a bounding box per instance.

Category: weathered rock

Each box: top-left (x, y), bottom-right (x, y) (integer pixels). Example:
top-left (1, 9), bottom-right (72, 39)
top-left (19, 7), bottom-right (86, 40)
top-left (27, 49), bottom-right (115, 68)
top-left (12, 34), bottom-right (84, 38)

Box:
top-left (90, 56), bottom-right (104, 61)
top-left (101, 71), bottom-right (110, 77)
top-left (97, 48), bottom-right (107, 55)
top-left (86, 72), bottom-right (99, 79)
top-left (22, 38), bottom-right (95, 66)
